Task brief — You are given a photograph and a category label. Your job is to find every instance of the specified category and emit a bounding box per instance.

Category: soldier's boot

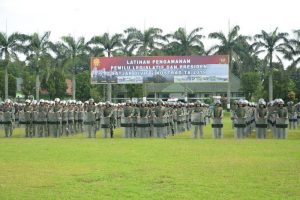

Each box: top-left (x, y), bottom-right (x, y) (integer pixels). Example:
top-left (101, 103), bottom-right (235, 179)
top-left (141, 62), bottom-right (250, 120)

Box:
top-left (200, 125), bottom-right (204, 139)
top-left (25, 125), bottom-right (29, 137)
top-left (219, 128), bottom-right (223, 138)
top-left (9, 126), bottom-right (13, 137)
top-left (4, 125), bottom-right (9, 137)
top-left (193, 126), bottom-right (198, 138)
top-left (88, 125), bottom-right (92, 138)
top-left (110, 128), bottom-right (114, 138)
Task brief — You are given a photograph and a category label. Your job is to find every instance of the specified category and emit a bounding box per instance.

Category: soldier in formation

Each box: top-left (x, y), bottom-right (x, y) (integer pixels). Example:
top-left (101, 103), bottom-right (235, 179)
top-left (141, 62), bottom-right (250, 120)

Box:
top-left (212, 100), bottom-right (224, 139)
top-left (1, 98), bottom-right (298, 139)
top-left (255, 99), bottom-right (268, 139)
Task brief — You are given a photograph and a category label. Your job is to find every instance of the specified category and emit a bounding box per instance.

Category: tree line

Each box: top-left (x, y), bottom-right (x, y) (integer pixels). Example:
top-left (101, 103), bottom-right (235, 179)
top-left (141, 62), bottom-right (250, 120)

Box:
top-left (0, 26), bottom-right (300, 102)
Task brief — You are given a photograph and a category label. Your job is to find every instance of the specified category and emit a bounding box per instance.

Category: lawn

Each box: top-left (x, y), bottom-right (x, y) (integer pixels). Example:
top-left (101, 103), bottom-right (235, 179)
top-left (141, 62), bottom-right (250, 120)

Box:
top-left (0, 115), bottom-right (299, 200)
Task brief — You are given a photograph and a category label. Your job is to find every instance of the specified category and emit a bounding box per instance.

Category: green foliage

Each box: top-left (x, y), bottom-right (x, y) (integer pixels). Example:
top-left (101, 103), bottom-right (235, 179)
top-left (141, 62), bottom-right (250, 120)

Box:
top-left (165, 27), bottom-right (204, 56)
top-left (90, 85), bottom-right (104, 102)
top-left (265, 70), bottom-right (296, 101)
top-left (2, 27), bottom-right (300, 101)
top-left (0, 71), bottom-right (16, 99)
top-left (126, 84), bottom-right (143, 98)
top-left (76, 71), bottom-right (92, 101)
top-left (47, 71), bottom-right (67, 99)
top-left (21, 71), bottom-right (35, 98)
top-left (241, 72), bottom-right (261, 100)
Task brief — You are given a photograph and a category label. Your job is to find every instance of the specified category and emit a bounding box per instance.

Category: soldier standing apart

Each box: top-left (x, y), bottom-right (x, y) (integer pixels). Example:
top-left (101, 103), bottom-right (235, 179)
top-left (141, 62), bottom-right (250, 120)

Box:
top-left (85, 99), bottom-right (96, 138)
top-left (287, 101), bottom-right (297, 129)
top-left (3, 99), bottom-right (14, 137)
top-left (212, 100), bottom-right (224, 139)
top-left (275, 99), bottom-right (288, 139)
top-left (192, 101), bottom-right (206, 139)
top-left (255, 99), bottom-right (268, 139)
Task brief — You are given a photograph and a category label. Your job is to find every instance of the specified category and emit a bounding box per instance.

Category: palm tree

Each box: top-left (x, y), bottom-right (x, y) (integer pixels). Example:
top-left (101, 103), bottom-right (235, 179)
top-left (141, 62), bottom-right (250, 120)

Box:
top-left (125, 27), bottom-right (165, 56)
top-left (61, 36), bottom-right (89, 99)
top-left (0, 32), bottom-right (26, 99)
top-left (166, 27), bottom-right (205, 55)
top-left (89, 33), bottom-right (123, 101)
top-left (209, 25), bottom-right (249, 106)
top-left (288, 29), bottom-right (300, 67)
top-left (116, 32), bottom-right (139, 56)
top-left (253, 28), bottom-right (292, 101)
top-left (24, 32), bottom-right (51, 100)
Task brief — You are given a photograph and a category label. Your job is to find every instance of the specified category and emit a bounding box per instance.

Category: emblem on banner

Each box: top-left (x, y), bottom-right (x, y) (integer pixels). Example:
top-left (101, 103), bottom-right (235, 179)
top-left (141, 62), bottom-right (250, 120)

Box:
top-left (93, 58), bottom-right (101, 67)
top-left (220, 57), bottom-right (226, 64)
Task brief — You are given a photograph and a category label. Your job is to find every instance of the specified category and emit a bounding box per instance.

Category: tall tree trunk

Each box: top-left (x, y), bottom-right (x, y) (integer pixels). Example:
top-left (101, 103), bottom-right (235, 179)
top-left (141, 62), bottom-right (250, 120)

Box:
top-left (72, 72), bottom-right (76, 100)
top-left (227, 51), bottom-right (232, 110)
top-left (72, 60), bottom-right (76, 100)
top-left (4, 64), bottom-right (8, 99)
top-left (269, 55), bottom-right (273, 101)
top-left (107, 83), bottom-right (112, 102)
top-left (107, 51), bottom-right (112, 102)
top-left (36, 70), bottom-right (40, 100)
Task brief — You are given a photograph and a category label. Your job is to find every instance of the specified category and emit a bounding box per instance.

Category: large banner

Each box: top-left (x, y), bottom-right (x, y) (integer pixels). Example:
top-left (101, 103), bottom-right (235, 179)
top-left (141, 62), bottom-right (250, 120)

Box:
top-left (90, 55), bottom-right (229, 84)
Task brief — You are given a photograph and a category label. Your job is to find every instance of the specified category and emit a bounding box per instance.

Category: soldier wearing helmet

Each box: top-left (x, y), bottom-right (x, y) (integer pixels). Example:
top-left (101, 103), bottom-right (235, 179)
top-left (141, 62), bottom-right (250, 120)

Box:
top-left (255, 99), bottom-right (268, 139)
top-left (192, 100), bottom-right (206, 139)
top-left (287, 101), bottom-right (297, 129)
top-left (121, 100), bottom-right (134, 138)
top-left (212, 100), bottom-right (223, 139)
top-left (275, 99), bottom-right (288, 139)
top-left (84, 98), bottom-right (96, 138)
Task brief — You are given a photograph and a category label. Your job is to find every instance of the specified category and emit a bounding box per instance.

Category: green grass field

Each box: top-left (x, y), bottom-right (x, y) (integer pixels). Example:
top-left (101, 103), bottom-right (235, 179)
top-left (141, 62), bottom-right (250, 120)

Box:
top-left (0, 115), bottom-right (300, 200)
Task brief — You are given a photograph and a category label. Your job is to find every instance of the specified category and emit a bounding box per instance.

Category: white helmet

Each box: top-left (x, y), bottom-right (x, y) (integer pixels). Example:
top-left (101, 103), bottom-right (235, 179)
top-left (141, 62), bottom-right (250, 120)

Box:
top-left (5, 99), bottom-right (11, 104)
top-left (54, 98), bottom-right (60, 103)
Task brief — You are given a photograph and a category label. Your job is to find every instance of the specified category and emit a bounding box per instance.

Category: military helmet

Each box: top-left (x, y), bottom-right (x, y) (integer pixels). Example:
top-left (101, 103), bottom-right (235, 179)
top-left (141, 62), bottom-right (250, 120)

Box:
top-left (39, 99), bottom-right (45, 104)
top-left (195, 100), bottom-right (201, 105)
top-left (25, 99), bottom-right (31, 104)
top-left (258, 99), bottom-right (266, 105)
top-left (215, 100), bottom-right (221, 105)
top-left (5, 99), bottom-right (11, 104)
top-left (238, 99), bottom-right (244, 105)
top-left (54, 98), bottom-right (60, 103)
top-left (278, 99), bottom-right (284, 105)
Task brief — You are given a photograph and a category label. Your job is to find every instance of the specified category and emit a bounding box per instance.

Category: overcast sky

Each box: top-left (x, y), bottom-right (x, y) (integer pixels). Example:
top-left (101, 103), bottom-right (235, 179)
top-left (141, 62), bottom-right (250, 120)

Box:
top-left (0, 0), bottom-right (299, 48)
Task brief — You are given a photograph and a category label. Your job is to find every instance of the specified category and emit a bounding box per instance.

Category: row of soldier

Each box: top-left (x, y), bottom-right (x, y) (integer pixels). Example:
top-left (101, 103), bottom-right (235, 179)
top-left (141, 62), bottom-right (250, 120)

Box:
top-left (0, 98), bottom-right (213, 138)
top-left (0, 98), bottom-right (299, 139)
top-left (231, 99), bottom-right (300, 139)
